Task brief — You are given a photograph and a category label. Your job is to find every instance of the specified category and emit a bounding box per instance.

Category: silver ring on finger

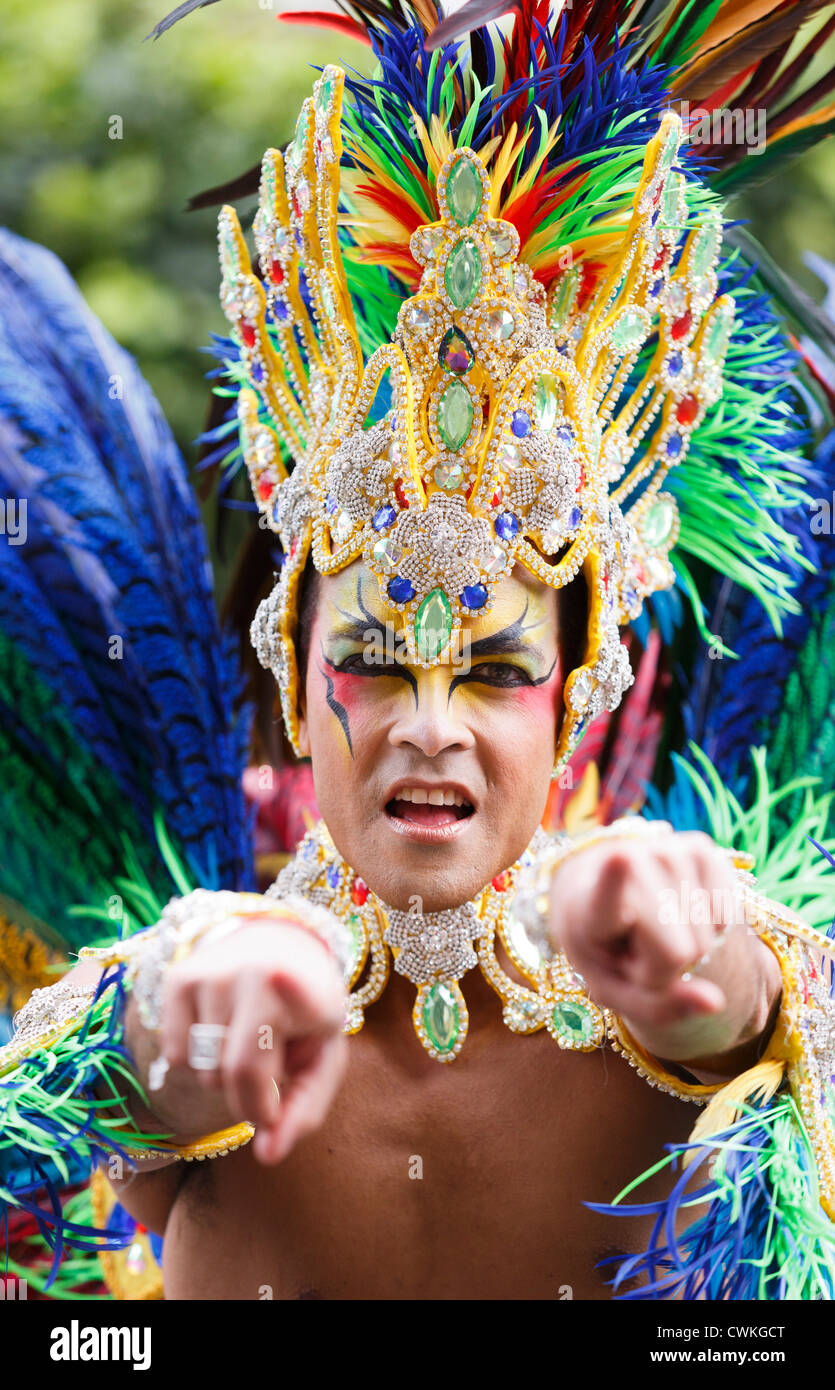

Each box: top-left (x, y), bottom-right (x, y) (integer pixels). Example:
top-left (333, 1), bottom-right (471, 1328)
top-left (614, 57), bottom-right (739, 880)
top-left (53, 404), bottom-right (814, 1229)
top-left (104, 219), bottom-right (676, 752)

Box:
top-left (187, 1022), bottom-right (228, 1071)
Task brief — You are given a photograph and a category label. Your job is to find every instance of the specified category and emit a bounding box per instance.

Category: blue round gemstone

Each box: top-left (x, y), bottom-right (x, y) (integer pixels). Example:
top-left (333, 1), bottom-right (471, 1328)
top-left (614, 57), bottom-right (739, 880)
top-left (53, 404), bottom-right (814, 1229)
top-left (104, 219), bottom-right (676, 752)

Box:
top-left (326, 863), bottom-right (341, 889)
top-left (568, 506), bottom-right (582, 529)
top-left (556, 424), bottom-right (574, 446)
top-left (461, 583), bottom-right (488, 610)
top-left (275, 302), bottom-right (290, 322)
top-left (388, 574), bottom-right (415, 604)
top-left (251, 361), bottom-right (265, 383)
top-left (650, 278), bottom-right (662, 297)
top-left (494, 511), bottom-right (520, 540)
top-left (372, 504), bottom-right (396, 531)
top-left (666, 433), bottom-right (683, 458)
top-left (667, 352), bottom-right (682, 376)
top-left (325, 494), bottom-right (339, 515)
top-left (511, 410), bottom-right (531, 438)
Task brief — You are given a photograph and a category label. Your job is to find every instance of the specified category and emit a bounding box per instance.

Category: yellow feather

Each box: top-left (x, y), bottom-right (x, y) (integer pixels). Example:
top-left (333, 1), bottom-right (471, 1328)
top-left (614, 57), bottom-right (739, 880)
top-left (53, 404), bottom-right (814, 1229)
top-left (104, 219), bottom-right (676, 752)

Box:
top-left (684, 1056), bottom-right (786, 1165)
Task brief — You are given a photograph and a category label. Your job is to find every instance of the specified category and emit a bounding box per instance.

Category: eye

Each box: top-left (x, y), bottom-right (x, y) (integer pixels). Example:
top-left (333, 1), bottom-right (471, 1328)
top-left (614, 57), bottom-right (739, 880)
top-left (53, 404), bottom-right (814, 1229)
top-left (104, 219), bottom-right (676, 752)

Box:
top-left (467, 662), bottom-right (534, 688)
top-left (334, 652), bottom-right (404, 677)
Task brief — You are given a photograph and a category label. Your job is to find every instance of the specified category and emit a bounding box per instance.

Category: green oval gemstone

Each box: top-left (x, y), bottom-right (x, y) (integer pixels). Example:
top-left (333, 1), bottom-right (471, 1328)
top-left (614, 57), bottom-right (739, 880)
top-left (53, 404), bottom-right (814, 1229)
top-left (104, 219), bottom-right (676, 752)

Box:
top-left (316, 72), bottom-right (335, 114)
top-left (534, 372), bottom-right (564, 432)
top-left (610, 309), bottom-right (645, 355)
top-left (422, 982), bottom-right (461, 1053)
top-left (550, 266), bottom-right (580, 330)
top-left (552, 999), bottom-right (596, 1046)
top-left (346, 912), bottom-right (364, 980)
top-left (445, 238), bottom-right (482, 309)
top-left (446, 156), bottom-right (483, 226)
top-left (437, 379), bottom-right (474, 451)
top-left (642, 498), bottom-right (675, 547)
top-left (656, 120), bottom-right (679, 174)
top-left (703, 301), bottom-right (733, 363)
top-left (660, 174), bottom-right (683, 230)
top-left (692, 221), bottom-right (720, 279)
top-left (290, 113), bottom-right (307, 166)
top-left (261, 157), bottom-right (276, 208)
top-left (415, 587), bottom-right (453, 662)
top-left (438, 325), bottom-right (475, 375)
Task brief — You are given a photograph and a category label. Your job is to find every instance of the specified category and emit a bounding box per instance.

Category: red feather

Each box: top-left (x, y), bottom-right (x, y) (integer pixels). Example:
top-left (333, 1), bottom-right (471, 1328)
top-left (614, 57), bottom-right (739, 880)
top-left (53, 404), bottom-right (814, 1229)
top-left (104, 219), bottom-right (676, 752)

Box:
top-left (277, 10), bottom-right (371, 43)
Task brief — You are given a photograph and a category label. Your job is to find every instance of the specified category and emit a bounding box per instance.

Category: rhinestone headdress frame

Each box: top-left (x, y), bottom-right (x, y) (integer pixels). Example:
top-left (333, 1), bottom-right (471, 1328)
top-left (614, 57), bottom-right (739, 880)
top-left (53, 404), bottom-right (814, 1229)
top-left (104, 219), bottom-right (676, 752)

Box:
top-left (219, 67), bottom-right (733, 771)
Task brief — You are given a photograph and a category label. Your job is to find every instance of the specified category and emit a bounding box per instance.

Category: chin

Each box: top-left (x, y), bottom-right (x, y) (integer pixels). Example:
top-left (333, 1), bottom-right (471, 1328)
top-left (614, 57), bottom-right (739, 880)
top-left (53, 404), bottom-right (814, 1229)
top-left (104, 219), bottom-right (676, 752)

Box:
top-left (355, 830), bottom-right (502, 913)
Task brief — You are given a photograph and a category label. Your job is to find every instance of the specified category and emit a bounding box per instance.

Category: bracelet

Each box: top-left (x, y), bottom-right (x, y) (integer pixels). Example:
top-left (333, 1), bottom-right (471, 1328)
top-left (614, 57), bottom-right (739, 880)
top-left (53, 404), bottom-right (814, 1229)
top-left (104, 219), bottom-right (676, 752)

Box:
top-left (81, 888), bottom-right (350, 1034)
top-left (120, 1121), bottom-right (256, 1163)
top-left (0, 974), bottom-right (110, 1077)
top-left (513, 818), bottom-right (676, 959)
top-left (606, 1012), bottom-right (726, 1105)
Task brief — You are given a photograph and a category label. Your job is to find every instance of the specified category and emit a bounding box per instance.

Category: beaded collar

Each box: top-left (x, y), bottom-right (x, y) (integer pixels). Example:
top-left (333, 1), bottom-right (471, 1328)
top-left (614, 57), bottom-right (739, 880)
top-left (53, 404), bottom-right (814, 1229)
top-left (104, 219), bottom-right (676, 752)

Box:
top-left (268, 820), bottom-right (605, 1063)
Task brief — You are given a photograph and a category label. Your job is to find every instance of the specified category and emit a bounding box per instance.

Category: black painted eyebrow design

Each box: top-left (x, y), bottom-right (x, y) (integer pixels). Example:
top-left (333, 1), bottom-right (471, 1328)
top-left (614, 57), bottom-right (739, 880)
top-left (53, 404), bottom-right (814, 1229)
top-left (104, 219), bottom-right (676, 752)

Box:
top-left (464, 599), bottom-right (545, 665)
top-left (448, 651), bottom-right (558, 700)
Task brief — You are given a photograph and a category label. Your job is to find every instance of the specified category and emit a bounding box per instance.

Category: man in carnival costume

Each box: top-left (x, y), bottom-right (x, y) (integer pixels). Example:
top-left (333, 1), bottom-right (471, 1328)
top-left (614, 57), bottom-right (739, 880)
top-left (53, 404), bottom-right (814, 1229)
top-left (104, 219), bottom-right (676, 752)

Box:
top-left (2, 0), bottom-right (835, 1302)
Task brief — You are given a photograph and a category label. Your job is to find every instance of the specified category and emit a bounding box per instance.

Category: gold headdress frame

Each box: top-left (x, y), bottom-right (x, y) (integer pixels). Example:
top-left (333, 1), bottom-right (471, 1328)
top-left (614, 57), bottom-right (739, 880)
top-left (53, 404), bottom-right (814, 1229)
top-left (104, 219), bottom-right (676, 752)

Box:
top-left (220, 66), bottom-right (733, 772)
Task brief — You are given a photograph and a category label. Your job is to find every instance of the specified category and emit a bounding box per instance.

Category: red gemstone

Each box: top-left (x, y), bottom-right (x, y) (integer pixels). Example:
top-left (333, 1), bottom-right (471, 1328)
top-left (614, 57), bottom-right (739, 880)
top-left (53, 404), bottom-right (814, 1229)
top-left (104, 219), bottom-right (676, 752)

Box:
top-left (491, 871), bottom-right (511, 892)
top-left (351, 877), bottom-right (369, 906)
top-left (676, 394), bottom-right (699, 426)
top-left (577, 464), bottom-right (586, 492)
top-left (241, 322), bottom-right (256, 347)
top-left (257, 478), bottom-right (274, 502)
top-left (291, 190), bottom-right (302, 219)
top-left (671, 311), bottom-right (692, 341)
top-left (269, 260), bottom-right (284, 286)
top-left (465, 483), bottom-right (474, 500)
top-left (394, 477), bottom-right (409, 509)
top-left (491, 487), bottom-right (502, 508)
top-left (652, 247), bottom-right (669, 273)
top-left (289, 538), bottom-right (299, 559)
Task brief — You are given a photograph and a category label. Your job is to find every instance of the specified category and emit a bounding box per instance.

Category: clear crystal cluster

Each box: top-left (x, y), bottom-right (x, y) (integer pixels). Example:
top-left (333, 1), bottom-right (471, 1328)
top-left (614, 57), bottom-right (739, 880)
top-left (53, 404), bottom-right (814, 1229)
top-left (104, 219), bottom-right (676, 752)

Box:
top-left (221, 66), bottom-right (732, 765)
top-left (385, 901), bottom-right (485, 985)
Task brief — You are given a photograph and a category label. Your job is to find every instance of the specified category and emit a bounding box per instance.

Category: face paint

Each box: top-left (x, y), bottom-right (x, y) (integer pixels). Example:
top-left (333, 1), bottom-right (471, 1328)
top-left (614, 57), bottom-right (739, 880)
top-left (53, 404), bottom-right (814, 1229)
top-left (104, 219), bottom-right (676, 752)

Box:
top-left (299, 560), bottom-right (564, 912)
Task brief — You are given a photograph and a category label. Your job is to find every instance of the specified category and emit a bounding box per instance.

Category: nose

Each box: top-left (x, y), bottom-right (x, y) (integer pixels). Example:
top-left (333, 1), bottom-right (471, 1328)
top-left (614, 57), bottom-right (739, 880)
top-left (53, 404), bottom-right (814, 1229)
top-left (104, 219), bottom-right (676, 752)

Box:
top-left (388, 667), bottom-right (476, 758)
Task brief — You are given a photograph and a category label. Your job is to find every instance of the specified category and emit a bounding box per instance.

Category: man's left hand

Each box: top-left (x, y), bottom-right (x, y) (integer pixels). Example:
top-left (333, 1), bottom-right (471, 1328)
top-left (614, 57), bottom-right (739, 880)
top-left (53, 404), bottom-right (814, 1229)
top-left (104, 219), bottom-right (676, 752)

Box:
top-left (547, 827), bottom-right (782, 1078)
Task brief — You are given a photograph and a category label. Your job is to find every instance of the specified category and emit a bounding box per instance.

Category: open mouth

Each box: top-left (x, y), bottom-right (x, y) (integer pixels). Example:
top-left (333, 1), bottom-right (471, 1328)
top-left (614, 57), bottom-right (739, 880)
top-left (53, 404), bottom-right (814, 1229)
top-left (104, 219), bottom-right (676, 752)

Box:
top-left (385, 785), bottom-right (476, 837)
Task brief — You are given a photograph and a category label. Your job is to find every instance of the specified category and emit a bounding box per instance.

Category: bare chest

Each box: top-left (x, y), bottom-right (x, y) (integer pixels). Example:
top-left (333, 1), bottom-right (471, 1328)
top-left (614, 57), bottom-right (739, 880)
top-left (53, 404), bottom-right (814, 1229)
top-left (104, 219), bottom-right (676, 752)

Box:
top-left (163, 1013), bottom-right (696, 1300)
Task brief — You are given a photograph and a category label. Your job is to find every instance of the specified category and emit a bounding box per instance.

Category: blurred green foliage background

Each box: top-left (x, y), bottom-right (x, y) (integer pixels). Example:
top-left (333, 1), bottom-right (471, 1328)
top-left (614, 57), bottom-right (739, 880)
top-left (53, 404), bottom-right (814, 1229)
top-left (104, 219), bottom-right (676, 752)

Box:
top-left (2, 0), bottom-right (834, 483)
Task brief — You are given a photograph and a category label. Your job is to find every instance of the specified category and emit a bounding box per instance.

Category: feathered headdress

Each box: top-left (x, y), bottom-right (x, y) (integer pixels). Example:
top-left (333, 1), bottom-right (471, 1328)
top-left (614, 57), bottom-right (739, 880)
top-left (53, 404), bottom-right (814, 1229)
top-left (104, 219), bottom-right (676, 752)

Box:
top-left (195, 0), bottom-right (827, 769)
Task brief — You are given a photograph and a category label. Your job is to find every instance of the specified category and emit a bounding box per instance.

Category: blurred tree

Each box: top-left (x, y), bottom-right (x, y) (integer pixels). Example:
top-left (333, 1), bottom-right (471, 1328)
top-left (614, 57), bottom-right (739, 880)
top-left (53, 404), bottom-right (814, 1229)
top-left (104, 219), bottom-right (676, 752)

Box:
top-left (0, 0), bottom-right (368, 456)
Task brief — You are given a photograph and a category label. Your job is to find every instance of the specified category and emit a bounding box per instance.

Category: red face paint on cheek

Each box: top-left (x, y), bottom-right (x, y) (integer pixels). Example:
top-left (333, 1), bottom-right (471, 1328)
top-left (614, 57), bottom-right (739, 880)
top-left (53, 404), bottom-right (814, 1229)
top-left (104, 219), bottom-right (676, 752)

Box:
top-left (507, 660), bottom-right (563, 721)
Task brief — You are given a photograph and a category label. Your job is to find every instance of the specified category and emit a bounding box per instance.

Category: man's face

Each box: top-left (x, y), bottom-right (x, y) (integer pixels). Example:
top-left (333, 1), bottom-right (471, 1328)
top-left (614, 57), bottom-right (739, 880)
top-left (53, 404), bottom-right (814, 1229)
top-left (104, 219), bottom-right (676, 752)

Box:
top-left (297, 561), bottom-right (564, 911)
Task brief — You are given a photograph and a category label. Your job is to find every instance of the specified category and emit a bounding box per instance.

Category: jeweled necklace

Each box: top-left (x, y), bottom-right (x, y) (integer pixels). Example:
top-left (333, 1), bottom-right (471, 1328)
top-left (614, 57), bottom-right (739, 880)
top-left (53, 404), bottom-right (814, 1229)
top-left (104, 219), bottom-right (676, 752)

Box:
top-left (268, 820), bottom-right (605, 1062)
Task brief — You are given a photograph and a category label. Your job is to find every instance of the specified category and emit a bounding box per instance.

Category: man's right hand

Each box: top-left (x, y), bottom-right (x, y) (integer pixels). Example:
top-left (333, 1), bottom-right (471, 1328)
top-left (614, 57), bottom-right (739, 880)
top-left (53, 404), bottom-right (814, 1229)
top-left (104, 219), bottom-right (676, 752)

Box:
top-left (126, 917), bottom-right (348, 1166)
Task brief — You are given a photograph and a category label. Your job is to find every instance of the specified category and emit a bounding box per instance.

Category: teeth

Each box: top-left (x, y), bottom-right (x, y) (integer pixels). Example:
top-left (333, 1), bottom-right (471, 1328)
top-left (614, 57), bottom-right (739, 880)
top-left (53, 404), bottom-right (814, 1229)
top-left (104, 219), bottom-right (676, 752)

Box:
top-left (395, 786), bottom-right (469, 807)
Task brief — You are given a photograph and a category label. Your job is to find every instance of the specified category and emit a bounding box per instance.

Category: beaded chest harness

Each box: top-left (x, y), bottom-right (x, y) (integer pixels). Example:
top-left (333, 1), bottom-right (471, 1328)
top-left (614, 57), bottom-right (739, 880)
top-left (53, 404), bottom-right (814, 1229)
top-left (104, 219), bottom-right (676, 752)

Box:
top-left (271, 819), bottom-right (608, 1063)
top-left (218, 66), bottom-right (732, 771)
